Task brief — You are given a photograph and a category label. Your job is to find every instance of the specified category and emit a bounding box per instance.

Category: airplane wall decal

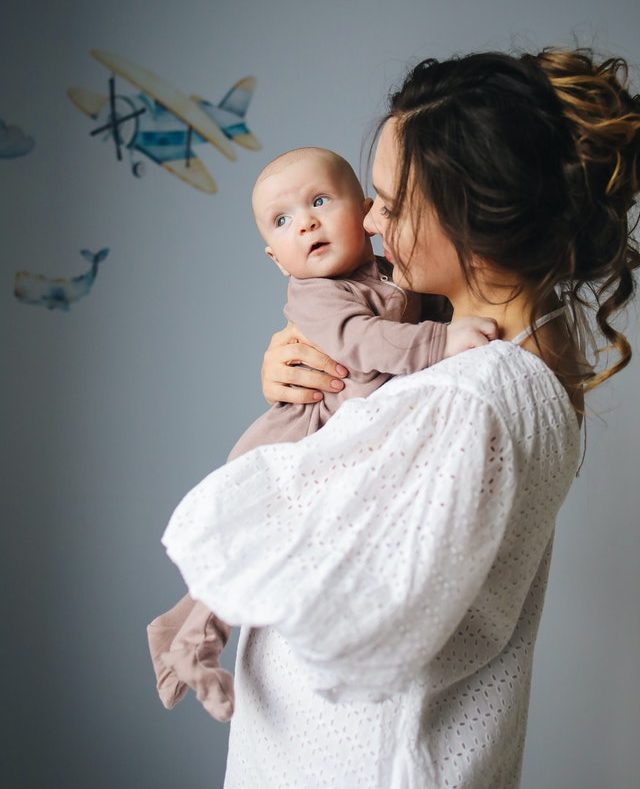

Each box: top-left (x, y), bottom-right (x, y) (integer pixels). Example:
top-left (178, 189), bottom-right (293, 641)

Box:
top-left (68, 50), bottom-right (261, 193)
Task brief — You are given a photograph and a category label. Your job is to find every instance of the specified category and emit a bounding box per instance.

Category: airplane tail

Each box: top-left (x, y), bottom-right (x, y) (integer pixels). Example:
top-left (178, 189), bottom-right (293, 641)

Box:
top-left (219, 76), bottom-right (255, 117)
top-left (192, 76), bottom-right (261, 151)
top-left (220, 76), bottom-right (261, 150)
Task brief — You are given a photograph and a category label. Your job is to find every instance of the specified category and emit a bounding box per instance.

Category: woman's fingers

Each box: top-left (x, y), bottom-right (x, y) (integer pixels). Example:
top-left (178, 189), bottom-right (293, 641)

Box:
top-left (262, 372), bottom-right (343, 405)
top-left (275, 341), bottom-right (347, 378)
top-left (261, 324), bottom-right (348, 405)
top-left (266, 322), bottom-right (300, 349)
top-left (278, 363), bottom-right (346, 391)
top-left (266, 344), bottom-right (346, 391)
top-left (273, 323), bottom-right (348, 375)
top-left (266, 384), bottom-right (324, 405)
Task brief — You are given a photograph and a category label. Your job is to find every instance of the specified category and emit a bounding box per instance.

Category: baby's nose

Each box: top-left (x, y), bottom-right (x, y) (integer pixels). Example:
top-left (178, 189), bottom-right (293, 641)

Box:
top-left (299, 213), bottom-right (319, 233)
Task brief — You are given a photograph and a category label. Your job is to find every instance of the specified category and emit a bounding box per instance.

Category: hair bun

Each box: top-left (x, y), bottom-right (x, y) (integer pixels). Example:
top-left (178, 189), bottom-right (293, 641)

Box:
top-left (531, 48), bottom-right (640, 203)
top-left (529, 48), bottom-right (640, 388)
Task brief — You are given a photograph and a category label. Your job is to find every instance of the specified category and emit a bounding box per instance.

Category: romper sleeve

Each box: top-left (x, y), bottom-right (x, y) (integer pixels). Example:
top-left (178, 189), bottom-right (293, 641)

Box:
top-left (284, 277), bottom-right (447, 374)
top-left (161, 379), bottom-right (518, 703)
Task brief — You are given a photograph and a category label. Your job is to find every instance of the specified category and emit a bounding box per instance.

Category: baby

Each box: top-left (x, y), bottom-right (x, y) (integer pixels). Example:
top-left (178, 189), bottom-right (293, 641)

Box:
top-left (147, 147), bottom-right (497, 721)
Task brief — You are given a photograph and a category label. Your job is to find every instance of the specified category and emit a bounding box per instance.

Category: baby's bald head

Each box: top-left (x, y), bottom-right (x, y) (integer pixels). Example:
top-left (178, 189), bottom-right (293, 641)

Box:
top-left (250, 146), bottom-right (372, 280)
top-left (251, 147), bottom-right (364, 218)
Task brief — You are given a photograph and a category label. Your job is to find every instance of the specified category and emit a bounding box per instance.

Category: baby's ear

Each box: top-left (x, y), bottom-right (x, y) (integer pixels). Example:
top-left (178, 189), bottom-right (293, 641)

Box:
top-left (265, 246), bottom-right (289, 277)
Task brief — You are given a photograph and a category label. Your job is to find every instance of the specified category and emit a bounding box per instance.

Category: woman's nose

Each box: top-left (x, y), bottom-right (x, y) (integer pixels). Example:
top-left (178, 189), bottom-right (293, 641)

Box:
top-left (363, 206), bottom-right (378, 237)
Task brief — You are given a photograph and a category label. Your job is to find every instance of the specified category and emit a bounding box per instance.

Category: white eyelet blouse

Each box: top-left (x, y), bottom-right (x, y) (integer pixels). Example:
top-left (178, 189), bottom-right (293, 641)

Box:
top-left (162, 338), bottom-right (581, 789)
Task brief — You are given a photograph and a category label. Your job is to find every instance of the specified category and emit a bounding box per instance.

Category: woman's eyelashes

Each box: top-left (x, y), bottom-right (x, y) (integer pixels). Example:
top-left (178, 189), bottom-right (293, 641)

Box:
top-left (372, 193), bottom-right (392, 220)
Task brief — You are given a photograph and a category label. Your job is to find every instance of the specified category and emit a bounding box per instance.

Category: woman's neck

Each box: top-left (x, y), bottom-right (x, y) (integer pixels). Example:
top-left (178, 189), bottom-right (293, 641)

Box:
top-left (449, 278), bottom-right (583, 424)
top-left (449, 281), bottom-right (559, 342)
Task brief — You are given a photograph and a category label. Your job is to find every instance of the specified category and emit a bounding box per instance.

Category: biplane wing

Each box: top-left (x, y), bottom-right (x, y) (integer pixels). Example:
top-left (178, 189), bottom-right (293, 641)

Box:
top-left (67, 87), bottom-right (108, 119)
top-left (162, 156), bottom-right (217, 194)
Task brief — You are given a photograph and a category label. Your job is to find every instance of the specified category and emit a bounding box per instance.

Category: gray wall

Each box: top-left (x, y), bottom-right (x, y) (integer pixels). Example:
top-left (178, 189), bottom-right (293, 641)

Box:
top-left (3, 1), bottom-right (638, 787)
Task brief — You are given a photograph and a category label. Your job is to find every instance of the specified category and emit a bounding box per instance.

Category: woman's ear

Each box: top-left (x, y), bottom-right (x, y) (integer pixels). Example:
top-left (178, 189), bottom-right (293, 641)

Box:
top-left (265, 246), bottom-right (290, 277)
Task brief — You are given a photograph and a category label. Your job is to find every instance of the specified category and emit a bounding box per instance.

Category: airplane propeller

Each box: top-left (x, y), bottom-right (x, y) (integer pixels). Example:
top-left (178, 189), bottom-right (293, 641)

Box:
top-left (185, 125), bottom-right (193, 169)
top-left (90, 74), bottom-right (146, 161)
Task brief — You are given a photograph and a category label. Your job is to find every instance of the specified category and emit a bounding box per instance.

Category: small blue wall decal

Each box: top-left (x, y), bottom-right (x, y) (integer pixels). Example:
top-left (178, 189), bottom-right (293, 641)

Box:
top-left (0, 118), bottom-right (35, 158)
top-left (14, 248), bottom-right (110, 311)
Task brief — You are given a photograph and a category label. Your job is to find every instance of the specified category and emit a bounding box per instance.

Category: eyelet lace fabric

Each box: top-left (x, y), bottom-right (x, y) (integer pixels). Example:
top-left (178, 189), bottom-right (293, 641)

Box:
top-left (162, 340), bottom-right (581, 788)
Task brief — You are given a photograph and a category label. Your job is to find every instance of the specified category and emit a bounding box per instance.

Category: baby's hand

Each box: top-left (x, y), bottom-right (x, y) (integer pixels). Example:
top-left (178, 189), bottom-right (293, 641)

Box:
top-left (443, 316), bottom-right (499, 358)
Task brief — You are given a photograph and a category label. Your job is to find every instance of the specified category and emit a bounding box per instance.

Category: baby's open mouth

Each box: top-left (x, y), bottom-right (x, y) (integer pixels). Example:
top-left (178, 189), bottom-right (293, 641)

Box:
top-left (309, 241), bottom-right (329, 254)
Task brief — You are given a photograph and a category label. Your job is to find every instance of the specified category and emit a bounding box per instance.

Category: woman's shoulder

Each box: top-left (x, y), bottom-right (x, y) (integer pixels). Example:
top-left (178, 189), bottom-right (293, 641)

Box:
top-left (374, 339), bottom-right (580, 437)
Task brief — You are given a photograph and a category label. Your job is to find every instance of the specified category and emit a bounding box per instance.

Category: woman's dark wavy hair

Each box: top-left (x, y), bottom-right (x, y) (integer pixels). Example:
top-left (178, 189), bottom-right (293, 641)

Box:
top-left (374, 48), bottom-right (640, 392)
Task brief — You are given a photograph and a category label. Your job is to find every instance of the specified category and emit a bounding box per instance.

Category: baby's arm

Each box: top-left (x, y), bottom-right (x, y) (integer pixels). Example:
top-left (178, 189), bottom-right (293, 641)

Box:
top-left (285, 278), bottom-right (443, 374)
top-left (285, 277), bottom-right (495, 375)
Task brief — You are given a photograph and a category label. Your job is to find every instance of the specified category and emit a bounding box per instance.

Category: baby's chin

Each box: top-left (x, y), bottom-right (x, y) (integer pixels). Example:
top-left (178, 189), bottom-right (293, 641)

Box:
top-left (322, 258), bottom-right (368, 278)
top-left (286, 247), bottom-right (371, 279)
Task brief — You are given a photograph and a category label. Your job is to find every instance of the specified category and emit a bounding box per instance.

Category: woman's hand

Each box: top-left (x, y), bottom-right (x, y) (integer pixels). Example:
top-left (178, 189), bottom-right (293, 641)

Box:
top-left (261, 322), bottom-right (349, 405)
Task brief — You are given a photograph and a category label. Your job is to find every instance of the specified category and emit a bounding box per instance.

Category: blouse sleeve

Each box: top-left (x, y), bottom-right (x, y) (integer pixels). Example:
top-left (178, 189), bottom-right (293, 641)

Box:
top-left (161, 379), bottom-right (518, 703)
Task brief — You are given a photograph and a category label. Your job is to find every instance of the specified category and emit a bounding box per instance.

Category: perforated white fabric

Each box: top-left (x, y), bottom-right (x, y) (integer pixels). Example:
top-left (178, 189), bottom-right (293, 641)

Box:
top-left (162, 340), bottom-right (581, 788)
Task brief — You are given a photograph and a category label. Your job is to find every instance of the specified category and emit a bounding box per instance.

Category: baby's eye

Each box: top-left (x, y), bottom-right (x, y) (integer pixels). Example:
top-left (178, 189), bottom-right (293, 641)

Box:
top-left (275, 215), bottom-right (291, 228)
top-left (313, 196), bottom-right (329, 207)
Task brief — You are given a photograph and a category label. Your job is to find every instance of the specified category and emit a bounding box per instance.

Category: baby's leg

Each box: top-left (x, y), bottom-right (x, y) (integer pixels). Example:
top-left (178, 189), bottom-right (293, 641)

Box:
top-left (147, 595), bottom-right (235, 721)
top-left (147, 593), bottom-right (196, 708)
top-left (160, 600), bottom-right (235, 722)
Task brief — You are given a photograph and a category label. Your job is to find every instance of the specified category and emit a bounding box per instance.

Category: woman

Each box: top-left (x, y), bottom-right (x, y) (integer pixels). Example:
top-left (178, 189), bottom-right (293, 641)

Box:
top-left (163, 48), bottom-right (639, 787)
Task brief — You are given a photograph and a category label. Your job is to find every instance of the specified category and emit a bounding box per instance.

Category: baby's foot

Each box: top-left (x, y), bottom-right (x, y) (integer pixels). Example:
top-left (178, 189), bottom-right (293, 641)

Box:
top-left (147, 594), bottom-right (197, 709)
top-left (160, 611), bottom-right (235, 722)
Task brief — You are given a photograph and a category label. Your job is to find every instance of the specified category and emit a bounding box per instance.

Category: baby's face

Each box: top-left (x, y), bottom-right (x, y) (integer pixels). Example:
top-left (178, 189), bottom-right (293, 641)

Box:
top-left (252, 155), bottom-right (371, 279)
